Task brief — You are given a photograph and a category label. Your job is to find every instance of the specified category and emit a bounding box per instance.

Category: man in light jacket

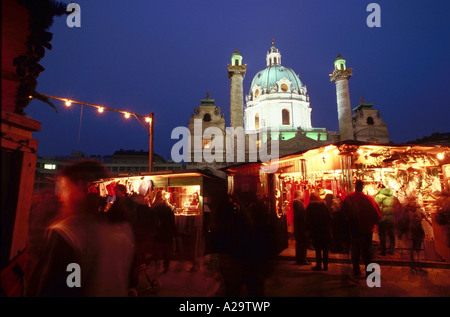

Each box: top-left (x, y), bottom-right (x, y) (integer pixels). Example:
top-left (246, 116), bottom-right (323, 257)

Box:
top-left (375, 186), bottom-right (398, 255)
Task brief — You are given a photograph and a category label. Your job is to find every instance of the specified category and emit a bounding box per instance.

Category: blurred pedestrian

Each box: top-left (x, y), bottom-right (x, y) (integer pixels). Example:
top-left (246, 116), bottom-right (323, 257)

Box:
top-left (233, 192), bottom-right (272, 296)
top-left (115, 187), bottom-right (156, 291)
top-left (292, 189), bottom-right (309, 265)
top-left (409, 208), bottom-right (426, 272)
top-left (151, 190), bottom-right (176, 273)
top-left (214, 194), bottom-right (242, 296)
top-left (394, 198), bottom-right (410, 248)
top-left (306, 193), bottom-right (333, 271)
top-left (342, 180), bottom-right (382, 278)
top-left (29, 159), bottom-right (135, 296)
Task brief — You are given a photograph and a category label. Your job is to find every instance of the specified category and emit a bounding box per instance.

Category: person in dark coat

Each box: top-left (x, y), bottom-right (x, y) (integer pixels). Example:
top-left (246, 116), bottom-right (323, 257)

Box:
top-left (151, 190), bottom-right (176, 273)
top-left (306, 193), bottom-right (333, 271)
top-left (341, 180), bottom-right (382, 277)
top-left (293, 189), bottom-right (310, 265)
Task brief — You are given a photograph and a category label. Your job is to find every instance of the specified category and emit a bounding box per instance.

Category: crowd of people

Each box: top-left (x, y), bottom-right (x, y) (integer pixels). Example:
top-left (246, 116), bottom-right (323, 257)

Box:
top-left (292, 180), bottom-right (429, 276)
top-left (23, 158), bottom-right (435, 297)
top-left (24, 159), bottom-right (178, 297)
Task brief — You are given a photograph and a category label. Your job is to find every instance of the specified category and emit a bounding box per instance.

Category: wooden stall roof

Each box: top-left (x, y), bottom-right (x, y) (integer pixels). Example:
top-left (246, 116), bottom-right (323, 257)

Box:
top-left (222, 141), bottom-right (450, 174)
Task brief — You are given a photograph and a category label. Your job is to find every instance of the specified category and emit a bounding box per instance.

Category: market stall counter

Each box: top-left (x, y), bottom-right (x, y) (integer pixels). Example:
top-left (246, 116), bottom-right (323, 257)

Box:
top-left (90, 170), bottom-right (226, 264)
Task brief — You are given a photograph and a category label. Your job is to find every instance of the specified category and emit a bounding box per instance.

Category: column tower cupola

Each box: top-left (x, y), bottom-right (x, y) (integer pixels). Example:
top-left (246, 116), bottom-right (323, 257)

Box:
top-left (329, 54), bottom-right (354, 141)
top-left (228, 49), bottom-right (247, 128)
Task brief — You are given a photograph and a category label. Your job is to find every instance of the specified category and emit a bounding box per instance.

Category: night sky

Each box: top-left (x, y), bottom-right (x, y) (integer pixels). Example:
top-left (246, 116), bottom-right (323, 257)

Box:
top-left (24, 0), bottom-right (450, 161)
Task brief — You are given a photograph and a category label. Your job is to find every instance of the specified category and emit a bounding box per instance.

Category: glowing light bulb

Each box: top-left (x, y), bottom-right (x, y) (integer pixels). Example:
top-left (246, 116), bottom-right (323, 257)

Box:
top-left (437, 153), bottom-right (445, 160)
top-left (145, 117), bottom-right (151, 123)
top-left (98, 107), bottom-right (104, 113)
top-left (124, 112), bottom-right (130, 119)
top-left (65, 100), bottom-right (72, 107)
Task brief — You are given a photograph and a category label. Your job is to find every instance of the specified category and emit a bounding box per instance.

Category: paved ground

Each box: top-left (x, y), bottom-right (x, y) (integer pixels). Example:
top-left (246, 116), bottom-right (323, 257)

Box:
top-left (135, 247), bottom-right (450, 298)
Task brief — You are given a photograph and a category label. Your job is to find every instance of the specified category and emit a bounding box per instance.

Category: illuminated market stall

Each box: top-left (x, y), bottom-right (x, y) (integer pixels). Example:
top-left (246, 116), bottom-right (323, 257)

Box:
top-left (225, 141), bottom-right (450, 261)
top-left (90, 170), bottom-right (226, 261)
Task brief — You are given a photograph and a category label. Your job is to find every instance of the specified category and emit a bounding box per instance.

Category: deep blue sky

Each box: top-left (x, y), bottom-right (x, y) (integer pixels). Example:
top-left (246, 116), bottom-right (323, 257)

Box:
top-left (24, 0), bottom-right (450, 160)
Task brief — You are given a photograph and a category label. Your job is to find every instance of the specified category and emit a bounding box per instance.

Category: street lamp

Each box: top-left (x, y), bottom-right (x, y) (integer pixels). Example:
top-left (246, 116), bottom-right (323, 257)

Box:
top-left (133, 112), bottom-right (154, 172)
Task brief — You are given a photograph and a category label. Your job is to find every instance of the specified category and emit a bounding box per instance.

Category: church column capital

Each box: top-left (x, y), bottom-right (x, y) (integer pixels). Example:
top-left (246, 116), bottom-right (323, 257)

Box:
top-left (329, 69), bottom-right (353, 82)
top-left (227, 65), bottom-right (247, 79)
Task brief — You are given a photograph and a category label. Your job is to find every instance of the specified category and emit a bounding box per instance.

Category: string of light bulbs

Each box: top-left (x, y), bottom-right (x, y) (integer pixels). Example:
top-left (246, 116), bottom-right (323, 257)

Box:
top-left (30, 92), bottom-right (155, 171)
top-left (31, 93), bottom-right (153, 133)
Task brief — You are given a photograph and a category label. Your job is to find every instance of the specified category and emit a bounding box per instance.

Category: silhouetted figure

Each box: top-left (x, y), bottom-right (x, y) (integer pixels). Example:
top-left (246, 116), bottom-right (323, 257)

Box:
top-left (306, 193), bottom-right (333, 271)
top-left (342, 180), bottom-right (382, 278)
top-left (326, 194), bottom-right (348, 253)
top-left (121, 189), bottom-right (156, 290)
top-left (29, 160), bottom-right (135, 296)
top-left (409, 208), bottom-right (426, 272)
top-left (292, 190), bottom-right (309, 265)
top-left (151, 190), bottom-right (176, 273)
top-left (213, 194), bottom-right (242, 296)
top-left (234, 193), bottom-right (272, 296)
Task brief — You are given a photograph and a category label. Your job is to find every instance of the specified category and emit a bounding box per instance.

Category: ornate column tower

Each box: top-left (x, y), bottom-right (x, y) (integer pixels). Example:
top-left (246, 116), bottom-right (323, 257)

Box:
top-left (228, 49), bottom-right (246, 128)
top-left (329, 54), bottom-right (355, 141)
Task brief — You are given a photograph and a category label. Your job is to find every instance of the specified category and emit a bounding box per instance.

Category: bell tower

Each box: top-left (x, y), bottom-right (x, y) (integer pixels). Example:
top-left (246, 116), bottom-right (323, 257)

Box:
top-left (228, 49), bottom-right (246, 128)
top-left (329, 54), bottom-right (355, 141)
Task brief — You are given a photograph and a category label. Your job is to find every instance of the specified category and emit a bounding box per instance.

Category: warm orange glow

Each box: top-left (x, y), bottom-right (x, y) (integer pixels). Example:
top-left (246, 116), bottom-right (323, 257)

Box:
top-left (98, 107), bottom-right (104, 113)
top-left (124, 112), bottom-right (130, 119)
top-left (437, 153), bottom-right (445, 160)
top-left (65, 100), bottom-right (72, 107)
top-left (145, 117), bottom-right (152, 123)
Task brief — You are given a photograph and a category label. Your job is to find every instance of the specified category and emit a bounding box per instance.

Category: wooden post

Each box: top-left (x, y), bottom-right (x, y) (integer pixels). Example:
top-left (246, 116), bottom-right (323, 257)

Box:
top-left (149, 112), bottom-right (154, 172)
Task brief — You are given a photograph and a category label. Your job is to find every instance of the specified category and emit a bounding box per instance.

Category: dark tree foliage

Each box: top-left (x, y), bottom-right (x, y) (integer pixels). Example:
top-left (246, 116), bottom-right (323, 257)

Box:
top-left (13, 0), bottom-right (67, 114)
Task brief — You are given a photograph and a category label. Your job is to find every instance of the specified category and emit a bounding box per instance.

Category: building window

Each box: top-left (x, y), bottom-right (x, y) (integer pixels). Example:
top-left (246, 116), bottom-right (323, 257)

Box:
top-left (202, 139), bottom-right (211, 149)
top-left (367, 116), bottom-right (374, 125)
top-left (203, 113), bottom-right (211, 122)
top-left (44, 164), bottom-right (56, 170)
top-left (255, 114), bottom-right (260, 129)
top-left (282, 109), bottom-right (290, 125)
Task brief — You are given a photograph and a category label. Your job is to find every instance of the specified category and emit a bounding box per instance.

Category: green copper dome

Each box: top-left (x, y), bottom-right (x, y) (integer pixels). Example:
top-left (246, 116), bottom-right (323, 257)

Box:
top-left (250, 65), bottom-right (303, 94)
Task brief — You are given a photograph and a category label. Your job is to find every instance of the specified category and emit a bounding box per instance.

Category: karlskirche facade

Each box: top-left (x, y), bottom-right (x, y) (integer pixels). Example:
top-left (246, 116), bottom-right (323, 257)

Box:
top-left (185, 41), bottom-right (389, 177)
